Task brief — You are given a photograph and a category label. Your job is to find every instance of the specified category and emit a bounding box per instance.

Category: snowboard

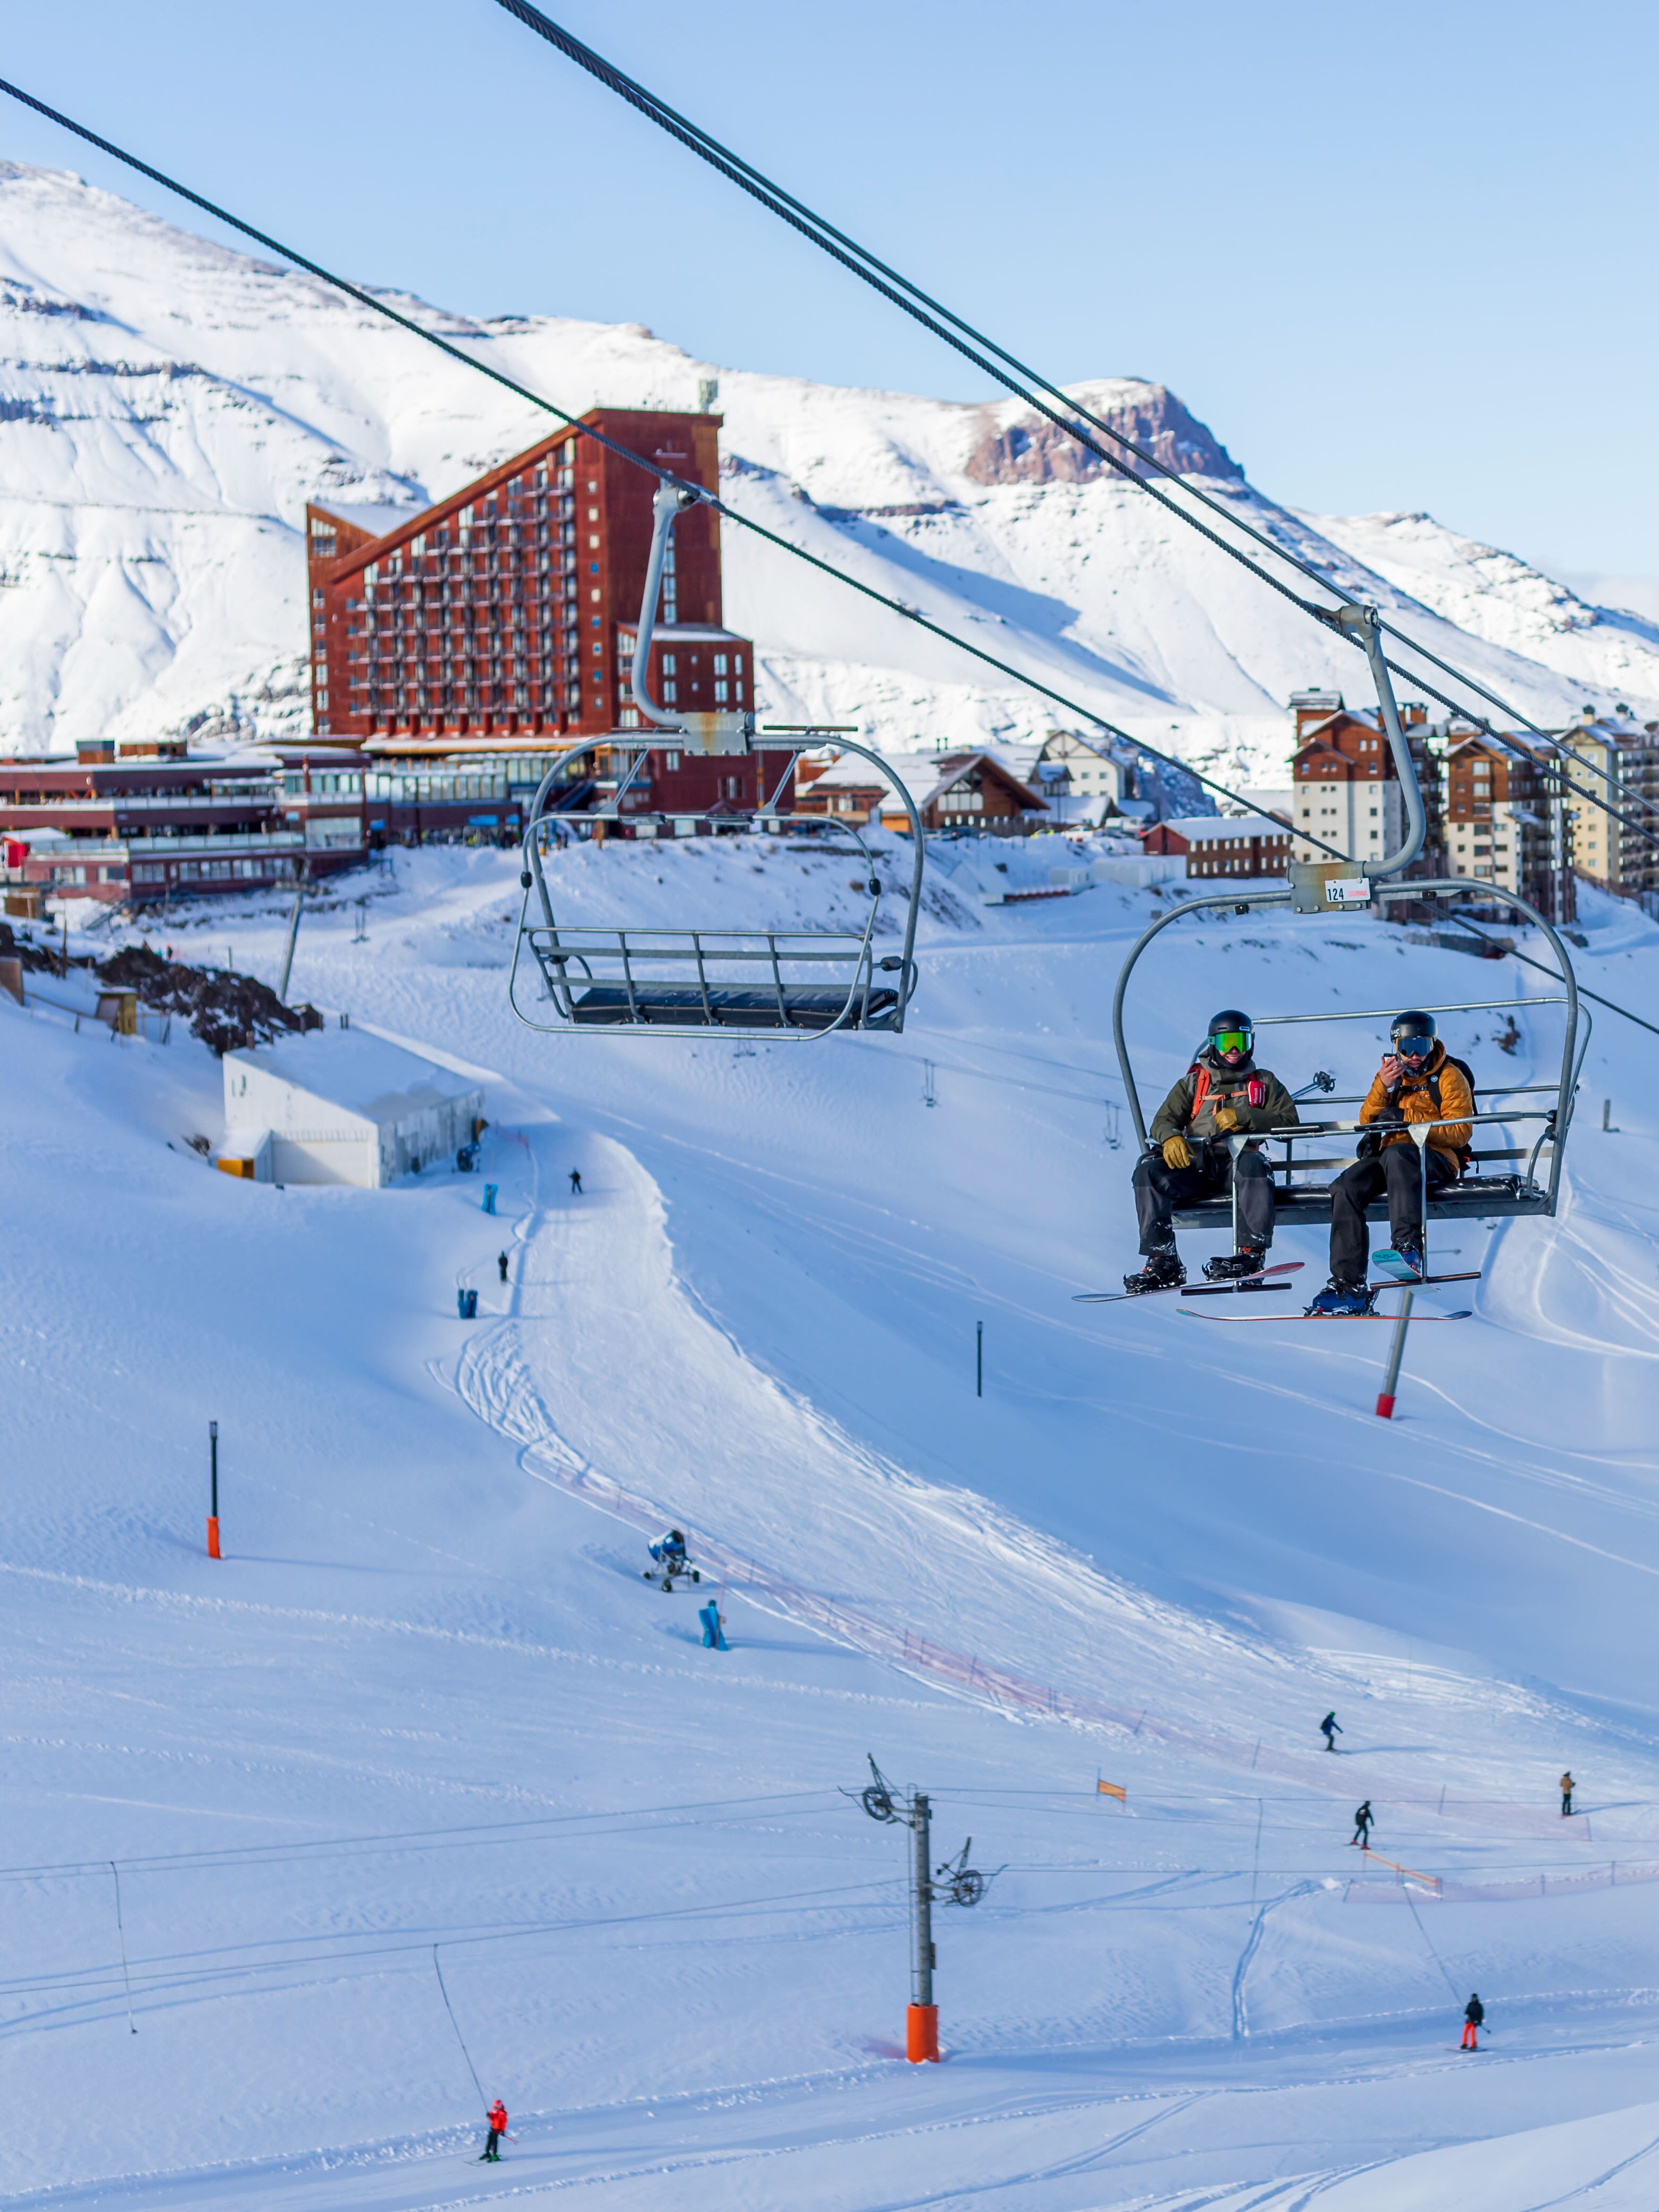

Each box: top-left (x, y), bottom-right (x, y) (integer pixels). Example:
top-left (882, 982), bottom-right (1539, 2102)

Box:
top-left (1368, 1271), bottom-right (1482, 1291)
top-left (1074, 1261), bottom-right (1303, 1305)
top-left (1372, 1252), bottom-right (1482, 1288)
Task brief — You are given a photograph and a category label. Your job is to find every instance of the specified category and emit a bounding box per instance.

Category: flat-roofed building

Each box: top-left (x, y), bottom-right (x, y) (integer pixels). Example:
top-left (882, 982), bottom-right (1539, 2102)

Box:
top-left (221, 1027), bottom-right (484, 1188)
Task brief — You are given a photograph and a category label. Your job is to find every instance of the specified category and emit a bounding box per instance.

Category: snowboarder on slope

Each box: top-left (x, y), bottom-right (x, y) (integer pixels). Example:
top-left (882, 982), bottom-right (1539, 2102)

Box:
top-left (1462, 1994), bottom-right (1483, 2050)
top-left (1320, 1711), bottom-right (1342, 1753)
top-left (480, 2099), bottom-right (508, 2160)
top-left (497, 1251), bottom-right (509, 1284)
top-left (569, 1168), bottom-right (582, 1195)
top-left (1123, 1010), bottom-right (1299, 1294)
top-left (1560, 1771), bottom-right (1574, 1816)
top-left (1309, 1012), bottom-right (1473, 1316)
top-left (1351, 1800), bottom-right (1373, 1848)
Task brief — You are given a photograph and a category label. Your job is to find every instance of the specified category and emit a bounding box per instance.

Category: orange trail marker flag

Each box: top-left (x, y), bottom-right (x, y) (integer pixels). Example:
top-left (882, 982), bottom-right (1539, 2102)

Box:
top-left (1096, 1778), bottom-right (1127, 1802)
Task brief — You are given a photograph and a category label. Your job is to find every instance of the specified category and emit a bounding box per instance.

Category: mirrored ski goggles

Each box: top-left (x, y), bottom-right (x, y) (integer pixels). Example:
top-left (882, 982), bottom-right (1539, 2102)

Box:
top-left (1211, 1029), bottom-right (1252, 1055)
top-left (1394, 1036), bottom-right (1434, 1060)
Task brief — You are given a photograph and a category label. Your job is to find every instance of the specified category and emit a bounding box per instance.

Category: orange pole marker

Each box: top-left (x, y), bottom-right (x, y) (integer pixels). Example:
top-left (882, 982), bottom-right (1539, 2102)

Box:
top-left (906, 2002), bottom-right (939, 2063)
top-left (206, 1515), bottom-right (221, 1560)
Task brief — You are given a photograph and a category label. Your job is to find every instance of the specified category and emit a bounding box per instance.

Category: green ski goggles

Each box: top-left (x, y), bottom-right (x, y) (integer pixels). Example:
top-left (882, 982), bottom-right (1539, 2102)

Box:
top-left (1211, 1029), bottom-right (1252, 1056)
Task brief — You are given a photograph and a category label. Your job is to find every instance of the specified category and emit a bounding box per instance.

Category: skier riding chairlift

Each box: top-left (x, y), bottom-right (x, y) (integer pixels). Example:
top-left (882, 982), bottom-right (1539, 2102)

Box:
top-left (1122, 1008), bottom-right (1300, 1295)
top-left (1307, 1010), bottom-right (1476, 1316)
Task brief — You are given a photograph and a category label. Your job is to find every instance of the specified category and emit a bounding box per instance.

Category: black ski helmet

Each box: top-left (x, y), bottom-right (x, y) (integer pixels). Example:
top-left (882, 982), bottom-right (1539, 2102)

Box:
top-left (1205, 1009), bottom-right (1254, 1055)
top-left (1390, 1010), bottom-right (1436, 1049)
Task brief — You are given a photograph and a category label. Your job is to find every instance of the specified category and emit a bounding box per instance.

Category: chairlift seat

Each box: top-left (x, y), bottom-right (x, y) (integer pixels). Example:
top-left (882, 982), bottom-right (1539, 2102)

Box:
top-left (1173, 1174), bottom-right (1549, 1231)
top-left (567, 982), bottom-right (903, 1031)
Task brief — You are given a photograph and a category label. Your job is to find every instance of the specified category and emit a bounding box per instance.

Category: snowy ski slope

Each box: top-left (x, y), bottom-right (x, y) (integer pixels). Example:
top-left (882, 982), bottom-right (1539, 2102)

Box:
top-left (2, 159), bottom-right (1658, 774)
top-left (5, 841), bottom-right (1659, 2209)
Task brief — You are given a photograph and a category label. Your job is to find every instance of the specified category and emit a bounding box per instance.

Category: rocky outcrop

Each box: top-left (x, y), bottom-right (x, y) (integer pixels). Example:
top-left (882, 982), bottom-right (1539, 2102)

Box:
top-left (964, 383), bottom-right (1243, 487)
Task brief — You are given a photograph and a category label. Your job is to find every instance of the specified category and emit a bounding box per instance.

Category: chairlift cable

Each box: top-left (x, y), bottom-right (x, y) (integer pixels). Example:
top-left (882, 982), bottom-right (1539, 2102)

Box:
top-left (1367, 655), bottom-right (1659, 860)
top-left (0, 75), bottom-right (1352, 859)
top-left (1441, 912), bottom-right (1659, 1041)
top-left (492, 5), bottom-right (1659, 843)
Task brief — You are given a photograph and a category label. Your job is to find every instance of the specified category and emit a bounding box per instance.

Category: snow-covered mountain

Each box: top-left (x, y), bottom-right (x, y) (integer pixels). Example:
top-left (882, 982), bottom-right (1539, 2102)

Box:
top-left (1, 157), bottom-right (1657, 780)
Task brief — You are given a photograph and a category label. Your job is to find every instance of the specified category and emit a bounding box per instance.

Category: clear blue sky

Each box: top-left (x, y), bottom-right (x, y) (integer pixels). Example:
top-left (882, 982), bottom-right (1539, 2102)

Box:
top-left (2, 0), bottom-right (1652, 576)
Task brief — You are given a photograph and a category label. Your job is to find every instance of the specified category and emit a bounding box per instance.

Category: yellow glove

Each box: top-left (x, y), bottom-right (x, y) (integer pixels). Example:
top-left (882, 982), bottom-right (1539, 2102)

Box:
top-left (1212, 1105), bottom-right (1241, 1133)
top-left (1161, 1135), bottom-right (1192, 1170)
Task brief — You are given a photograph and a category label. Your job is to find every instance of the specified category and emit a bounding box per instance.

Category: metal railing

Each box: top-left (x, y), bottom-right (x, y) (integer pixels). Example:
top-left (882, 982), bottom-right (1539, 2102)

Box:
top-left (525, 922), bottom-right (909, 1032)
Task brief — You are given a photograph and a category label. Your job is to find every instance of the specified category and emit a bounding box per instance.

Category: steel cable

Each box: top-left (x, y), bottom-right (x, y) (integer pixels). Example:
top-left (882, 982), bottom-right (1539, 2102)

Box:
top-left (492, 3), bottom-right (1659, 849)
top-left (0, 71), bottom-right (1355, 862)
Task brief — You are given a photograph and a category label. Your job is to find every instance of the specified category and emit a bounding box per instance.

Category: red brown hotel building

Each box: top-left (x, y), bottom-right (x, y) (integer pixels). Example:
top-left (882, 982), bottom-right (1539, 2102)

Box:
top-left (305, 406), bottom-right (791, 834)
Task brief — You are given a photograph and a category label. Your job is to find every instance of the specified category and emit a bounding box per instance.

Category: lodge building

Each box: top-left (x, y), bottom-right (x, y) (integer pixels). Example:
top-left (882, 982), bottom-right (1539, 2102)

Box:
top-left (304, 407), bottom-right (753, 745)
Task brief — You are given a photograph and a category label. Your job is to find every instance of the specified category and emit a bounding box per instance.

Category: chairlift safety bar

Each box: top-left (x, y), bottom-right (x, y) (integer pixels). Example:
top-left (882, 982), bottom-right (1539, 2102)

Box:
top-left (1111, 877), bottom-right (1580, 1220)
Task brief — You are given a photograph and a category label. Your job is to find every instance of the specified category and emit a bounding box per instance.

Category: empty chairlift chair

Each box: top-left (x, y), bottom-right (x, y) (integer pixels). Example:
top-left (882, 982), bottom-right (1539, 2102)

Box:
top-left (509, 484), bottom-right (923, 1040)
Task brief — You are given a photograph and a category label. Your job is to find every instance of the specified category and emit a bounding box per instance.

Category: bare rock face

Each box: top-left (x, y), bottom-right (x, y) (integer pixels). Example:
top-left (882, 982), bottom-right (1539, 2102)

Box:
top-left (963, 383), bottom-right (1243, 487)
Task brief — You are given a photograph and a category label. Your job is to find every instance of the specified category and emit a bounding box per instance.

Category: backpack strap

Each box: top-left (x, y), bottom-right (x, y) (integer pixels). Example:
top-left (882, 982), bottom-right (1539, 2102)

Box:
top-left (1187, 1066), bottom-right (1210, 1126)
top-left (1426, 1065), bottom-right (1475, 1174)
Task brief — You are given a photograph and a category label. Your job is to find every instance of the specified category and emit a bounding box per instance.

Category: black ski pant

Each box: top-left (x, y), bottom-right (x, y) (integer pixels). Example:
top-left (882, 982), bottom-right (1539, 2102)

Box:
top-left (1561, 1792), bottom-right (1572, 1816)
top-left (1133, 1142), bottom-right (1275, 1256)
top-left (484, 2130), bottom-right (501, 2160)
top-left (1328, 1143), bottom-right (1455, 1285)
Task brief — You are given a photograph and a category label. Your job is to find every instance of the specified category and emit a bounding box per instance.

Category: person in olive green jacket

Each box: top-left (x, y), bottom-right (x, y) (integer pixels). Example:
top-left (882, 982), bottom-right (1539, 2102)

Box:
top-left (1125, 1009), bottom-right (1299, 1293)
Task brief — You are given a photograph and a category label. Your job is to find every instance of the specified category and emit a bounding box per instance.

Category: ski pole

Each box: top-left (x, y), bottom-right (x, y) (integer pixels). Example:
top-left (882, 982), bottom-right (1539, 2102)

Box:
top-left (1377, 1289), bottom-right (1413, 1419)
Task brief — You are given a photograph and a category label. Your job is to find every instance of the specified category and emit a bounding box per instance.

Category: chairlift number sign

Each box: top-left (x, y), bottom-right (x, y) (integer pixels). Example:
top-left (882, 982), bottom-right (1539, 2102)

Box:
top-left (1325, 877), bottom-right (1372, 906)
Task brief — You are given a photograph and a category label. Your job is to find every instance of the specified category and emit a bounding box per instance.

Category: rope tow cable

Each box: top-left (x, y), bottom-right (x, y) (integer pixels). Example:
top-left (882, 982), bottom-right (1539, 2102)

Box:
top-left (0, 73), bottom-right (1353, 861)
top-left (491, 2), bottom-right (1659, 856)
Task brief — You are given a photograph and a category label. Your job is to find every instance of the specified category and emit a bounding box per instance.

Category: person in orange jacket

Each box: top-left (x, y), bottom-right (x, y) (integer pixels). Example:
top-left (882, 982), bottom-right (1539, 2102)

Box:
top-left (1311, 1012), bottom-right (1474, 1313)
top-left (480, 2099), bottom-right (508, 2161)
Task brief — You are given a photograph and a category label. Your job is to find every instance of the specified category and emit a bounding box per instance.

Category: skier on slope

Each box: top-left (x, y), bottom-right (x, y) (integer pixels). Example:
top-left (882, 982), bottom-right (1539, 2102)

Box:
top-left (569, 1168), bottom-right (583, 1195)
top-left (1351, 1800), bottom-right (1373, 1848)
top-left (1320, 1712), bottom-right (1342, 1753)
top-left (480, 2099), bottom-right (508, 2161)
top-left (1462, 1993), bottom-right (1484, 2050)
top-left (1560, 1771), bottom-right (1574, 1816)
top-left (1309, 1012), bottom-right (1474, 1316)
top-left (497, 1251), bottom-right (509, 1284)
top-left (1123, 1010), bottom-right (1299, 1294)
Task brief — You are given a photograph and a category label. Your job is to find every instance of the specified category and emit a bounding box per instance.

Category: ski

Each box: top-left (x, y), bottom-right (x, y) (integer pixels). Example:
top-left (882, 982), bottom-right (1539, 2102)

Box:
top-left (1182, 1308), bottom-right (1473, 1325)
top-left (1074, 1261), bottom-right (1303, 1305)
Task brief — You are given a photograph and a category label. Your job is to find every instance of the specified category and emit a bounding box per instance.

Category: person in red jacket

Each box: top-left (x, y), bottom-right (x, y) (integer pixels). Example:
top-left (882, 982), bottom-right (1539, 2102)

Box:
top-left (480, 2099), bottom-right (508, 2161)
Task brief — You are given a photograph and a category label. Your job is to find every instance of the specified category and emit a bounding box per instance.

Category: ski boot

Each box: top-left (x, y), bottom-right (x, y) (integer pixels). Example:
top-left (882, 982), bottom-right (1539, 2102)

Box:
top-left (1203, 1246), bottom-right (1267, 1283)
top-left (1305, 1279), bottom-right (1376, 1318)
top-left (1121, 1250), bottom-right (1186, 1296)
